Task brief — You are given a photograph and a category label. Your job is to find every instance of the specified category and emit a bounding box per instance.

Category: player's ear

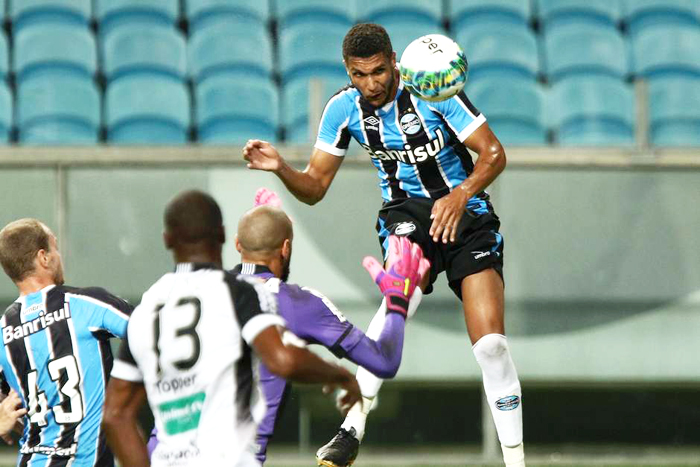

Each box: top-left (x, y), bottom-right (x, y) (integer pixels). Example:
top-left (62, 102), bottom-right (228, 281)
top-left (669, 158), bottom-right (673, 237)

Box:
top-left (391, 51), bottom-right (396, 67)
top-left (234, 236), bottom-right (242, 253)
top-left (282, 238), bottom-right (292, 259)
top-left (36, 248), bottom-right (49, 269)
top-left (219, 226), bottom-right (226, 245)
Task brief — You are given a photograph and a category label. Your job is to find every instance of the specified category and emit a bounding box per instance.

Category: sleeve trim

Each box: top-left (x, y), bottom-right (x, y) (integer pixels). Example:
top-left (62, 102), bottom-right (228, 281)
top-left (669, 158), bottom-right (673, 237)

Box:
top-left (111, 359), bottom-right (143, 382)
top-left (314, 140), bottom-right (347, 157)
top-left (241, 314), bottom-right (286, 344)
top-left (457, 114), bottom-right (487, 142)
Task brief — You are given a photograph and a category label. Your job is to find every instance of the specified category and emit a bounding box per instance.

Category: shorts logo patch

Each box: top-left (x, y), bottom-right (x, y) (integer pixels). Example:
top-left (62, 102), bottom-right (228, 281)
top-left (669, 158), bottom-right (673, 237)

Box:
top-left (394, 222), bottom-right (416, 236)
top-left (400, 113), bottom-right (422, 135)
top-left (496, 395), bottom-right (520, 411)
top-left (472, 251), bottom-right (491, 260)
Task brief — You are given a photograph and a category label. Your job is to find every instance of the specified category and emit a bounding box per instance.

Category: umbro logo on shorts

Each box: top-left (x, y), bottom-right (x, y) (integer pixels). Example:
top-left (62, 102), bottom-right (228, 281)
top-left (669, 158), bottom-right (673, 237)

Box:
top-left (472, 251), bottom-right (491, 260)
top-left (394, 222), bottom-right (416, 236)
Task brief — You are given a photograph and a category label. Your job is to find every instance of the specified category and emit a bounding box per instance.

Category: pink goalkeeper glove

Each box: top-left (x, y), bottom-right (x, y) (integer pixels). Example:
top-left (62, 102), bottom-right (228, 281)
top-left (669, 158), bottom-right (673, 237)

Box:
top-left (254, 187), bottom-right (282, 207)
top-left (362, 236), bottom-right (430, 317)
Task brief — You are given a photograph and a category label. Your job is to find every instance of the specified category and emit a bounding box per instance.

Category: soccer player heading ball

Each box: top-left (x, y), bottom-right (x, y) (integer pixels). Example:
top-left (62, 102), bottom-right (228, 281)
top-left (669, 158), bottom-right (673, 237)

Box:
top-left (244, 23), bottom-right (525, 467)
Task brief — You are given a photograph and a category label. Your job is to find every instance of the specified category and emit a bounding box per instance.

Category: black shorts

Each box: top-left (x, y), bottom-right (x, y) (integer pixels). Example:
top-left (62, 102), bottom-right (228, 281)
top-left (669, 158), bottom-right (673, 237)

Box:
top-left (375, 198), bottom-right (504, 300)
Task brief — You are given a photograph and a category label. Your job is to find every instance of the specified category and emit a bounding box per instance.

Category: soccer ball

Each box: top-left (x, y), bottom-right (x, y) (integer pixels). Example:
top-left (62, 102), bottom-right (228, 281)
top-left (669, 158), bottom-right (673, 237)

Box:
top-left (399, 34), bottom-right (468, 102)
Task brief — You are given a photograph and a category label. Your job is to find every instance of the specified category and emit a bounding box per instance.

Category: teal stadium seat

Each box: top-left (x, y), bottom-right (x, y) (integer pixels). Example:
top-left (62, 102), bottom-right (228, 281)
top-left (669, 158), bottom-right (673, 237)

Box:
top-left (276, 0), bottom-right (354, 32)
top-left (279, 26), bottom-right (346, 84)
top-left (96, 0), bottom-right (179, 36)
top-left (0, 83), bottom-right (11, 143)
top-left (188, 21), bottom-right (273, 83)
top-left (550, 76), bottom-right (635, 146)
top-left (106, 77), bottom-right (191, 144)
top-left (385, 23), bottom-right (449, 58)
top-left (544, 24), bottom-right (628, 83)
top-left (623, 0), bottom-right (700, 36)
top-left (449, 0), bottom-right (532, 33)
top-left (103, 25), bottom-right (187, 82)
top-left (649, 77), bottom-right (700, 146)
top-left (17, 76), bottom-right (100, 145)
top-left (357, 0), bottom-right (441, 28)
top-left (13, 24), bottom-right (96, 84)
top-left (0, 33), bottom-right (8, 81)
top-left (282, 76), bottom-right (349, 144)
top-left (186, 0), bottom-right (269, 34)
top-left (536, 0), bottom-right (621, 31)
top-left (456, 26), bottom-right (539, 82)
top-left (197, 76), bottom-right (279, 143)
top-left (631, 25), bottom-right (700, 79)
top-left (467, 78), bottom-right (547, 146)
top-left (10, 0), bottom-right (91, 32)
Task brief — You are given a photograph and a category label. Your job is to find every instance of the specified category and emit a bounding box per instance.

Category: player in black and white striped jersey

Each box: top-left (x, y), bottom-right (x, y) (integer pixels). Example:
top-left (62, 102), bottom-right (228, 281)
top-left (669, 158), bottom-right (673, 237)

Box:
top-left (101, 190), bottom-right (361, 467)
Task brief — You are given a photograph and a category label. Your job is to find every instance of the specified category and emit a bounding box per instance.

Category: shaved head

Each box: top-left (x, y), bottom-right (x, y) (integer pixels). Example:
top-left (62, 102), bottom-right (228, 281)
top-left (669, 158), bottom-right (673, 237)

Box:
top-left (237, 206), bottom-right (293, 255)
top-left (164, 190), bottom-right (224, 251)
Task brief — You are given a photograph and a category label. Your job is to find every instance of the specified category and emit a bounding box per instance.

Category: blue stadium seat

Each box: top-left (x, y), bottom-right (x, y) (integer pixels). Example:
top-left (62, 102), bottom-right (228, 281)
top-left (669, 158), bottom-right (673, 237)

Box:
top-left (279, 26), bottom-right (347, 84)
top-left (386, 23), bottom-right (449, 58)
top-left (188, 21), bottom-right (273, 83)
top-left (17, 76), bottom-right (100, 145)
top-left (276, 0), bottom-right (354, 31)
top-left (282, 75), bottom-right (349, 143)
top-left (10, 0), bottom-right (91, 32)
top-left (537, 0), bottom-right (621, 30)
top-left (0, 82), bottom-right (12, 143)
top-left (0, 32), bottom-right (8, 81)
top-left (449, 0), bottom-right (532, 32)
top-left (197, 76), bottom-right (278, 143)
top-left (103, 25), bottom-right (187, 83)
top-left (631, 25), bottom-right (700, 79)
top-left (106, 76), bottom-right (190, 144)
top-left (186, 0), bottom-right (269, 34)
top-left (467, 78), bottom-right (547, 145)
top-left (456, 27), bottom-right (539, 83)
top-left (544, 24), bottom-right (628, 83)
top-left (357, 0), bottom-right (441, 28)
top-left (13, 24), bottom-right (97, 84)
top-left (96, 0), bottom-right (179, 36)
top-left (550, 76), bottom-right (635, 146)
top-left (649, 77), bottom-right (700, 146)
top-left (623, 0), bottom-right (700, 36)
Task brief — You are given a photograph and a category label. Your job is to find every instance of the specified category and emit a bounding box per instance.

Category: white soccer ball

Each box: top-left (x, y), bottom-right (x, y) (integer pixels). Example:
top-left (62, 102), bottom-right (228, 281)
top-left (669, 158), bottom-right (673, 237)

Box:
top-left (399, 34), bottom-right (468, 102)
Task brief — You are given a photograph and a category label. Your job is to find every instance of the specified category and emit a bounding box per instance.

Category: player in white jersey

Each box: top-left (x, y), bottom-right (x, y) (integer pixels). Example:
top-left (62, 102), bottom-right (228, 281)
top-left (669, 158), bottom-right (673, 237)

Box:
top-left (101, 190), bottom-right (362, 467)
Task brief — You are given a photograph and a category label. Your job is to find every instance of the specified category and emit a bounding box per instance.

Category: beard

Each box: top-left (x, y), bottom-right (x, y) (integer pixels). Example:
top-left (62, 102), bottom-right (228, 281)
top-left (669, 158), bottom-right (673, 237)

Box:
top-left (281, 257), bottom-right (291, 283)
top-left (53, 267), bottom-right (65, 286)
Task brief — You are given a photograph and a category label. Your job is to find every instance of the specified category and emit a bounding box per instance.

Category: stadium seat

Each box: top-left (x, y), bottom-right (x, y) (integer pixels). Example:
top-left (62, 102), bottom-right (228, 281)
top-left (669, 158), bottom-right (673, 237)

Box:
top-left (467, 78), bottom-right (547, 145)
top-left (0, 32), bottom-right (8, 81)
top-left (0, 82), bottom-right (12, 143)
top-left (279, 26), bottom-right (347, 84)
top-left (197, 76), bottom-right (278, 143)
top-left (96, 0), bottom-right (179, 36)
top-left (17, 76), bottom-right (100, 145)
top-left (357, 0), bottom-right (441, 28)
top-left (631, 25), bottom-right (700, 79)
top-left (103, 25), bottom-right (187, 83)
top-left (10, 0), bottom-right (91, 32)
top-left (649, 77), bottom-right (700, 146)
top-left (550, 76), bottom-right (635, 146)
top-left (385, 23), bottom-right (449, 58)
top-left (449, 0), bottom-right (532, 32)
top-left (536, 0), bottom-right (621, 31)
top-left (186, 0), bottom-right (269, 34)
top-left (276, 0), bottom-right (354, 32)
top-left (188, 21), bottom-right (273, 83)
top-left (456, 27), bottom-right (539, 83)
top-left (282, 75), bottom-right (350, 143)
top-left (623, 0), bottom-right (700, 36)
top-left (106, 76), bottom-right (191, 144)
top-left (544, 24), bottom-right (628, 83)
top-left (13, 24), bottom-right (97, 84)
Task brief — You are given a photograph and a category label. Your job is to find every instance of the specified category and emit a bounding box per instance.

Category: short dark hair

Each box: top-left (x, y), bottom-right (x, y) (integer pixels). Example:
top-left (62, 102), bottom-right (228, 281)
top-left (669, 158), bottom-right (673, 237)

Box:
top-left (0, 218), bottom-right (51, 283)
top-left (342, 23), bottom-right (393, 61)
top-left (164, 190), bottom-right (223, 245)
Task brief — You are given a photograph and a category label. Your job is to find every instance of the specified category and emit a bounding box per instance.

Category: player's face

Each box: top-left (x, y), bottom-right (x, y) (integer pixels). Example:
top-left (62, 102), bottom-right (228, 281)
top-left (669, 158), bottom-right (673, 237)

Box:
top-left (345, 52), bottom-right (398, 107)
top-left (47, 234), bottom-right (65, 286)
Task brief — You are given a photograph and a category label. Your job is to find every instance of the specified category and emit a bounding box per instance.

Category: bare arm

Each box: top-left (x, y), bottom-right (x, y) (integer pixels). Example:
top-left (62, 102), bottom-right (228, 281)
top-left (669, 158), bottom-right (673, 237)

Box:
top-left (0, 390), bottom-right (26, 443)
top-left (429, 123), bottom-right (506, 243)
top-left (243, 140), bottom-right (344, 205)
top-left (102, 378), bottom-right (149, 467)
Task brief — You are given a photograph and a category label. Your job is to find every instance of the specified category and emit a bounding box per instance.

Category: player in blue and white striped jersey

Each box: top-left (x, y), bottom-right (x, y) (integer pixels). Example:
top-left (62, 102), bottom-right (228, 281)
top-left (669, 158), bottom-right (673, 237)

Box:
top-left (244, 23), bottom-right (525, 467)
top-left (0, 218), bottom-right (132, 466)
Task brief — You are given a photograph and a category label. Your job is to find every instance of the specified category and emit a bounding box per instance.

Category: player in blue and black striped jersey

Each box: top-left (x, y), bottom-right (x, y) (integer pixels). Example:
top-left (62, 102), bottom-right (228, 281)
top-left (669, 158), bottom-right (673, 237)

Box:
top-left (0, 218), bottom-right (132, 466)
top-left (243, 23), bottom-right (525, 467)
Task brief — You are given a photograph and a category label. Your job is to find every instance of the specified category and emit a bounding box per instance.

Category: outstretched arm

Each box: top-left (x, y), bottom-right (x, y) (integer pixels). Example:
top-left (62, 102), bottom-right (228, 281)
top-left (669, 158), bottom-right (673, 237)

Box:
top-left (243, 142), bottom-right (343, 205)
